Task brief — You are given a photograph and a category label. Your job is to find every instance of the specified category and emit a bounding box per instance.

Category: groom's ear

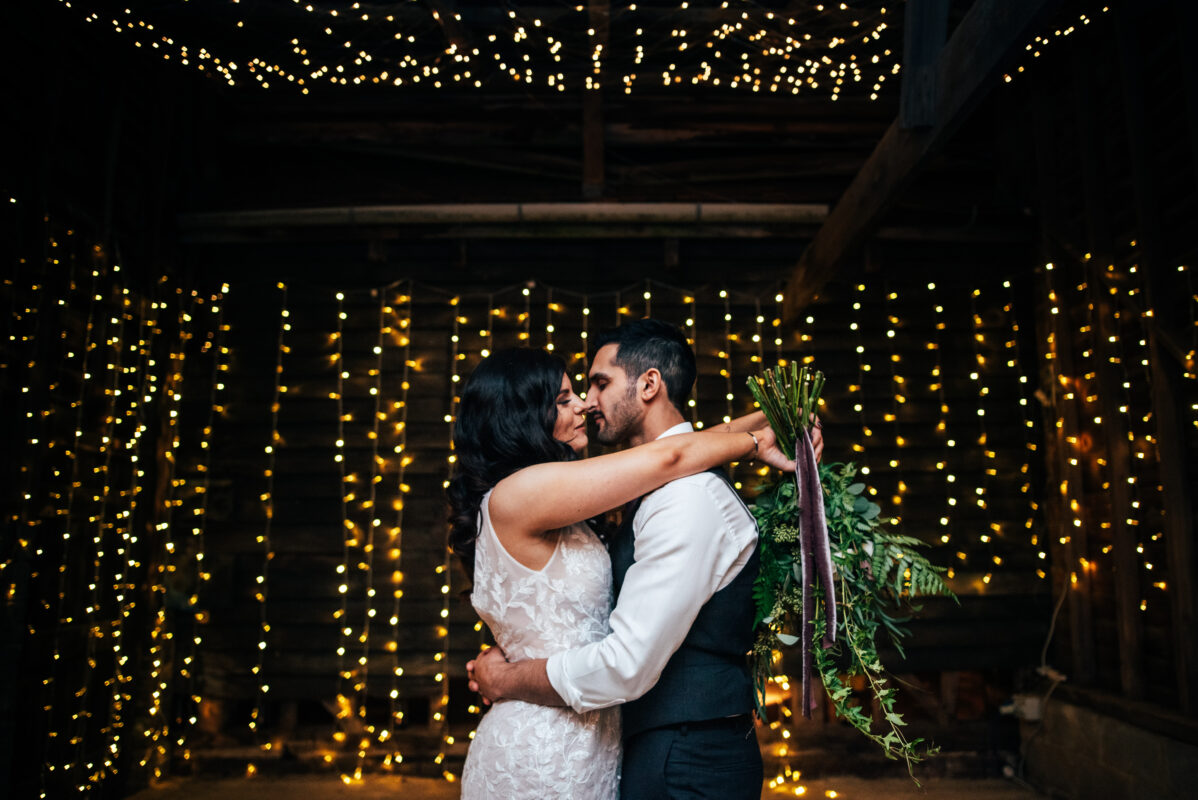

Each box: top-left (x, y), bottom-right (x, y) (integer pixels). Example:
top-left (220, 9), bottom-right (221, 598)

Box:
top-left (639, 368), bottom-right (665, 402)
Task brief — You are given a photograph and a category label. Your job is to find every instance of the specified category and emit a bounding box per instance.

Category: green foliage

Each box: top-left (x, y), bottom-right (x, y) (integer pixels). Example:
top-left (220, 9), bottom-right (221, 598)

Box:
top-left (751, 461), bottom-right (957, 778)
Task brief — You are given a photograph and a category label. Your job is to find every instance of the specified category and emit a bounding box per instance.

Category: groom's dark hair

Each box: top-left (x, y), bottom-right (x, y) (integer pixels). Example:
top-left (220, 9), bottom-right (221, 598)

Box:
top-left (593, 319), bottom-right (696, 414)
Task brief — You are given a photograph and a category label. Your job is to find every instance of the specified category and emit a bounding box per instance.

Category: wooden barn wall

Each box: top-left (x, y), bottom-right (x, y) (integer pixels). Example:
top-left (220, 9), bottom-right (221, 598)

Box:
top-left (1022, 1), bottom-right (1198, 720)
top-left (3, 220), bottom-right (1063, 793)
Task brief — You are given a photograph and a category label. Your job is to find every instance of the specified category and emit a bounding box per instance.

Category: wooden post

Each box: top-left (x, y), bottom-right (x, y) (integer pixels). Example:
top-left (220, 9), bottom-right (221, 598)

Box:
top-left (1032, 80), bottom-right (1095, 683)
top-left (1174, 0), bottom-right (1198, 190)
top-left (1115, 8), bottom-right (1198, 715)
top-left (582, 1), bottom-right (609, 200)
top-left (1072, 49), bottom-right (1145, 700)
top-left (900, 0), bottom-right (950, 129)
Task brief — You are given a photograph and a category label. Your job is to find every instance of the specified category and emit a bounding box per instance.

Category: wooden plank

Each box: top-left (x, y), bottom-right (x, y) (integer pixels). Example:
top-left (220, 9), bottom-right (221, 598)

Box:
top-left (900, 0), bottom-right (951, 129)
top-left (781, 0), bottom-right (1064, 320)
top-left (1114, 8), bottom-right (1198, 715)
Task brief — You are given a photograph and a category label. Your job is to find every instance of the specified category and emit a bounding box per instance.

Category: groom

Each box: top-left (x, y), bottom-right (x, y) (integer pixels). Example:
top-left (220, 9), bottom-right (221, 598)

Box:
top-left (469, 318), bottom-right (822, 798)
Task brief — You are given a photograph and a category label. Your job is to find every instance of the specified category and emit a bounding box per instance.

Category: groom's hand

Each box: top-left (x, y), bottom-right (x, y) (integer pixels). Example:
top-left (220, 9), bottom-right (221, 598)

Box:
top-left (467, 645), bottom-right (508, 704)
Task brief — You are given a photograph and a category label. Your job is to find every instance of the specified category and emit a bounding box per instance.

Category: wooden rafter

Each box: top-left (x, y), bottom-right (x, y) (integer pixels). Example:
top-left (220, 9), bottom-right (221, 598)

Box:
top-left (781, 0), bottom-right (1063, 322)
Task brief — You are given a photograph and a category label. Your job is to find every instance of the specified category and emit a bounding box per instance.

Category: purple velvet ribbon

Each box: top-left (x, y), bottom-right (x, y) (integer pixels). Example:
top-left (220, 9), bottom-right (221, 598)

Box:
top-left (796, 424), bottom-right (836, 718)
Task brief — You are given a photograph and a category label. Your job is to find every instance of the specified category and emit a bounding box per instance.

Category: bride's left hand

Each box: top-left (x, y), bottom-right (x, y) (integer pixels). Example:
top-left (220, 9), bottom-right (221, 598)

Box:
top-left (754, 426), bottom-right (796, 473)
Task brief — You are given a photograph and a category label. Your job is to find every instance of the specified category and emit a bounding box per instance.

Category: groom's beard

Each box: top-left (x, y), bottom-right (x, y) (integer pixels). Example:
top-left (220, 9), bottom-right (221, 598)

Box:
top-left (593, 384), bottom-right (642, 446)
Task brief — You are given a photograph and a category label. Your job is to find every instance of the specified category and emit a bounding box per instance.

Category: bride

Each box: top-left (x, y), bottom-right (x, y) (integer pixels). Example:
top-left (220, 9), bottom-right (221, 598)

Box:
top-left (447, 347), bottom-right (792, 799)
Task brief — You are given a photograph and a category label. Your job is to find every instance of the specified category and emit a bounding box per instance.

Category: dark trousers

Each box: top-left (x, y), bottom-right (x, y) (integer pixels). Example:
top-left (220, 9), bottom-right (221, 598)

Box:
top-left (619, 716), bottom-right (763, 800)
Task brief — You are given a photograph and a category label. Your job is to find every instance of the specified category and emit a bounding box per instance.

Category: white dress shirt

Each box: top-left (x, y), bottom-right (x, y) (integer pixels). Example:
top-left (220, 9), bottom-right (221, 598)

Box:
top-left (545, 422), bottom-right (759, 713)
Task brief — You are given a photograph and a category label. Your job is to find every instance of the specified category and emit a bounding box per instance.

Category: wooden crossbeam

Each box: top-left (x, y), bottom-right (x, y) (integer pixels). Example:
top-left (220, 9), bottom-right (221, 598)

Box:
top-left (781, 0), bottom-right (1062, 322)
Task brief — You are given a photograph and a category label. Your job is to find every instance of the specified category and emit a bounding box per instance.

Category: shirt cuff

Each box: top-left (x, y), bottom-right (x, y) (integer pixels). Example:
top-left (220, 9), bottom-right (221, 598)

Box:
top-left (545, 652), bottom-right (583, 714)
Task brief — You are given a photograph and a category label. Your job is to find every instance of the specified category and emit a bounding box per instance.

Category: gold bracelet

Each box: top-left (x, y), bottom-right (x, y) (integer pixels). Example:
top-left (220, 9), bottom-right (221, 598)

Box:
top-left (747, 431), bottom-right (759, 462)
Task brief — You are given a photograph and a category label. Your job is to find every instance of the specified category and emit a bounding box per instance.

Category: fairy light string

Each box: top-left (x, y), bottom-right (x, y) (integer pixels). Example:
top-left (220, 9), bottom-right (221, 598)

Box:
top-left (920, 282), bottom-right (953, 557)
top-left (882, 286), bottom-right (905, 520)
top-left (850, 282), bottom-right (871, 478)
top-left (752, 299), bottom-right (765, 367)
top-left (333, 290), bottom-right (355, 769)
top-left (69, 283), bottom-right (116, 793)
top-left (383, 285), bottom-right (413, 769)
top-left (248, 282), bottom-right (287, 765)
top-left (179, 286), bottom-right (228, 760)
top-left (114, 289), bottom-right (155, 782)
top-left (1180, 263), bottom-right (1197, 430)
top-left (60, 1), bottom-right (904, 99)
top-left (434, 295), bottom-right (462, 782)
top-left (997, 279), bottom-right (1043, 576)
top-left (350, 290), bottom-right (387, 781)
top-left (684, 290), bottom-right (699, 427)
top-left (578, 293), bottom-right (589, 387)
top-left (968, 287), bottom-right (1000, 583)
top-left (146, 289), bottom-right (196, 780)
top-left (1123, 258), bottom-right (1163, 611)
top-left (41, 262), bottom-right (100, 794)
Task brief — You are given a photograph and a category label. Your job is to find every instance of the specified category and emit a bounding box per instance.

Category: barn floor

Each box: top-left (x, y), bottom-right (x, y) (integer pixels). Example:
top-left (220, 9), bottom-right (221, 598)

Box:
top-left (126, 774), bottom-right (1045, 799)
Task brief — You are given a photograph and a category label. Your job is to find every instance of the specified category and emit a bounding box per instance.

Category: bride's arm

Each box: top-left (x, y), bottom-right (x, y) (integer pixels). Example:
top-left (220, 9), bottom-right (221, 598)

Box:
top-left (489, 426), bottom-right (792, 537)
top-left (699, 409), bottom-right (766, 434)
top-left (702, 409), bottom-right (824, 462)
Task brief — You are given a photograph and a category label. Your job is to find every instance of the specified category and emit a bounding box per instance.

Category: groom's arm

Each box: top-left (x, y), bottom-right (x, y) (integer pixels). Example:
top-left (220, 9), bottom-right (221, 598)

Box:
top-left (546, 476), bottom-right (753, 713)
top-left (468, 647), bottom-right (563, 707)
top-left (468, 476), bottom-right (751, 712)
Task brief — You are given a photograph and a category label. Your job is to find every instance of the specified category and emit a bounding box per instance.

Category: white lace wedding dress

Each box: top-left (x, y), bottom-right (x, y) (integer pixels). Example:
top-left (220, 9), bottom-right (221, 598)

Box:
top-left (460, 490), bottom-right (621, 800)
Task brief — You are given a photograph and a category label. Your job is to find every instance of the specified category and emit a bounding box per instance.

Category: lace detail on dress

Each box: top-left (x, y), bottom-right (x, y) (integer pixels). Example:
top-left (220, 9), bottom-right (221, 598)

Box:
top-left (460, 491), bottom-right (621, 800)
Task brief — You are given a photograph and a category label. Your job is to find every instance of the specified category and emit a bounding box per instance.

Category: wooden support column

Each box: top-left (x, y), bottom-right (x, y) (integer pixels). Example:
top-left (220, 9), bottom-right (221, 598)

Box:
top-left (1032, 80), bottom-right (1095, 683)
top-left (1175, 1), bottom-right (1198, 189)
top-left (1115, 8), bottom-right (1198, 715)
top-left (1073, 48), bottom-right (1145, 700)
top-left (900, 0), bottom-right (951, 129)
top-left (582, 0), bottom-right (609, 200)
top-left (782, 0), bottom-right (1064, 320)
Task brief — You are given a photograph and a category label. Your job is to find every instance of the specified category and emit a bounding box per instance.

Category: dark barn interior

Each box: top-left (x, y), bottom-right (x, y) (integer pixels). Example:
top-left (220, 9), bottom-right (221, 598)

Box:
top-left (3, 1), bottom-right (1197, 798)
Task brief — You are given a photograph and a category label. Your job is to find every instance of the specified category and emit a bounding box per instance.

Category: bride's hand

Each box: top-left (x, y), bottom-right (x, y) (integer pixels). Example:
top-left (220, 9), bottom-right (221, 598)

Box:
top-left (809, 414), bottom-right (824, 462)
top-left (753, 426), bottom-right (796, 473)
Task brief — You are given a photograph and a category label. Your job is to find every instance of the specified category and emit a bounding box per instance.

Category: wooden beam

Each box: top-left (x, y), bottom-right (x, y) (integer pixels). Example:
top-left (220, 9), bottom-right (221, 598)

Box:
top-left (1115, 7), bottom-right (1198, 715)
top-left (782, 0), bottom-right (1063, 322)
top-left (582, 0), bottom-right (609, 199)
top-left (1177, 1), bottom-right (1198, 192)
top-left (179, 202), bottom-right (829, 229)
top-left (1073, 47), bottom-right (1144, 700)
top-left (900, 0), bottom-right (951, 129)
top-left (1032, 79), bottom-right (1095, 684)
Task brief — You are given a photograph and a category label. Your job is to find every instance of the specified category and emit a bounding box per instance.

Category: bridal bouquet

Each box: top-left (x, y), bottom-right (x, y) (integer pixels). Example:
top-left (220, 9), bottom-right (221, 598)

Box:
top-left (746, 364), bottom-right (956, 774)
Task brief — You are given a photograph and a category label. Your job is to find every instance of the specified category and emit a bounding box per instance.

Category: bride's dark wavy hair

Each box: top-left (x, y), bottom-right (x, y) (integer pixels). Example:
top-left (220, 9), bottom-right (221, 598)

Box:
top-left (447, 348), bottom-right (577, 578)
